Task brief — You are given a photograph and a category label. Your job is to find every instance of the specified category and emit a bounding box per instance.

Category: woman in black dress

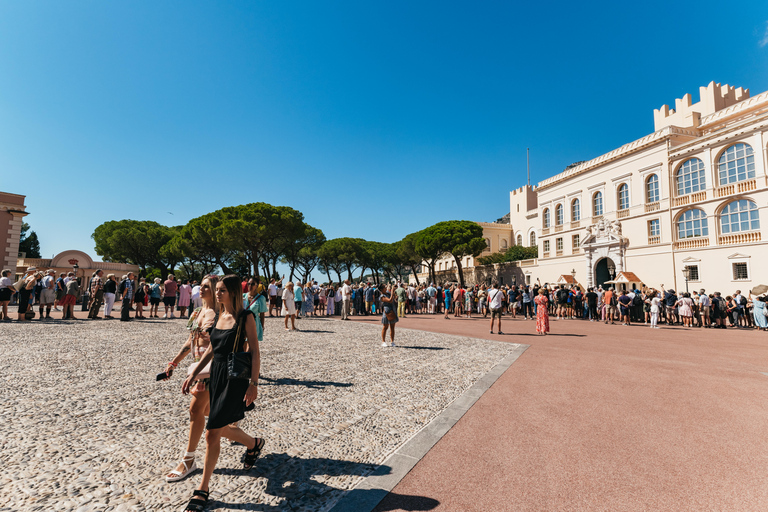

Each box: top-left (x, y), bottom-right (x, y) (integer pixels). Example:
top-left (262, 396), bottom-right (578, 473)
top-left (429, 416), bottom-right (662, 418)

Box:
top-left (181, 275), bottom-right (264, 512)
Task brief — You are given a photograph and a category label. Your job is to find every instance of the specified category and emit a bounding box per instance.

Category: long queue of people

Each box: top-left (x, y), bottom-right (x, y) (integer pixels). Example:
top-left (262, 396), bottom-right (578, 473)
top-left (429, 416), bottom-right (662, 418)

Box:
top-left (0, 267), bottom-right (206, 322)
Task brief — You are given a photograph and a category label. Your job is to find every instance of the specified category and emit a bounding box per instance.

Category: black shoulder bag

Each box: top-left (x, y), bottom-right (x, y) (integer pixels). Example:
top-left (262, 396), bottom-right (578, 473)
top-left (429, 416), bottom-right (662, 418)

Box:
top-left (227, 310), bottom-right (252, 381)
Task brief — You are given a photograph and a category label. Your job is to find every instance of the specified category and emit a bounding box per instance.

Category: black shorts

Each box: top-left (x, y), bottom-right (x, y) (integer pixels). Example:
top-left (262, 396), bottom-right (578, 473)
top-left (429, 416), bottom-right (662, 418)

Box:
top-left (163, 297), bottom-right (176, 307)
top-left (150, 297), bottom-right (161, 306)
top-left (270, 296), bottom-right (278, 305)
top-left (0, 288), bottom-right (12, 301)
top-left (491, 308), bottom-right (503, 318)
top-left (314, 298), bottom-right (319, 306)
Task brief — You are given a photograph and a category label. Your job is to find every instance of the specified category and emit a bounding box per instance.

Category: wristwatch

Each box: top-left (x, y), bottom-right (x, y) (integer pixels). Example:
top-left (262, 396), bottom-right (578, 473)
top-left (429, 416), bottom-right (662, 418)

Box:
top-left (249, 379), bottom-right (258, 387)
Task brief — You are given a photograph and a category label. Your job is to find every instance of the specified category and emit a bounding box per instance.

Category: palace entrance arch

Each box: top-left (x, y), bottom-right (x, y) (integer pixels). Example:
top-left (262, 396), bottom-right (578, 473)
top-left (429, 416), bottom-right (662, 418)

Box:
top-left (594, 257), bottom-right (615, 289)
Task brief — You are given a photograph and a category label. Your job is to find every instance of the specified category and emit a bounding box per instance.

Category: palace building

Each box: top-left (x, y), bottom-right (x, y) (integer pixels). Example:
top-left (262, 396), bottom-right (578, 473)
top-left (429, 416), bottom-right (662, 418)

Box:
top-left (412, 81), bottom-right (767, 294)
top-left (507, 81), bottom-right (767, 293)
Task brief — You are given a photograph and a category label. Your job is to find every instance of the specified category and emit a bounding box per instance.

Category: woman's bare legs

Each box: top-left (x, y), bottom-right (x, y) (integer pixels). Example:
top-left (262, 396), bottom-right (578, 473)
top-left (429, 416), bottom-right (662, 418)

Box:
top-left (169, 391), bottom-right (209, 478)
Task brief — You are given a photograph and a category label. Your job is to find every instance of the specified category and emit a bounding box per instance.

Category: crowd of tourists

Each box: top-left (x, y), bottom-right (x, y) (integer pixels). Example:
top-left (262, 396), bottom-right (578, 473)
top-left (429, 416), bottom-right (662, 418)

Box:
top-left (0, 267), bottom-right (202, 322)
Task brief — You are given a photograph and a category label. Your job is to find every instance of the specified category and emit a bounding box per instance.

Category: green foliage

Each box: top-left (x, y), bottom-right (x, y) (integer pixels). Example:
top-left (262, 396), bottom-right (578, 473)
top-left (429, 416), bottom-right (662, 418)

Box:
top-left (318, 237), bottom-right (366, 281)
top-left (19, 222), bottom-right (41, 258)
top-left (92, 220), bottom-right (177, 276)
top-left (476, 245), bottom-right (538, 265)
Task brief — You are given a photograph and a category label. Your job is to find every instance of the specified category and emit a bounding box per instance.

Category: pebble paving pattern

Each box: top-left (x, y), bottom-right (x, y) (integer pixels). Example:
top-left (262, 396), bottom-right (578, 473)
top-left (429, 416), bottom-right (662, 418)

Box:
top-left (0, 316), bottom-right (519, 511)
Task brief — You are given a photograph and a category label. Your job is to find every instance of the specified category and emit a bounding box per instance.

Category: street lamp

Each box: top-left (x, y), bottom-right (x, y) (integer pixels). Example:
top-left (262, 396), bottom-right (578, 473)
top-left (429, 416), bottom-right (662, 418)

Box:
top-left (681, 266), bottom-right (690, 293)
top-left (607, 262), bottom-right (616, 279)
top-left (570, 268), bottom-right (577, 288)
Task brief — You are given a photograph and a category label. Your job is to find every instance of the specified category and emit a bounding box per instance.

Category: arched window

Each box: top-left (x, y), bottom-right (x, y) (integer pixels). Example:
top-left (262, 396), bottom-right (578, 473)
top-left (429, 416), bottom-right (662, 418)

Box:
top-left (646, 175), bottom-right (659, 203)
top-left (517, 234), bottom-right (522, 245)
top-left (555, 204), bottom-right (564, 225)
top-left (571, 199), bottom-right (580, 222)
top-left (530, 231), bottom-right (536, 247)
top-left (720, 199), bottom-right (760, 234)
top-left (617, 184), bottom-right (629, 210)
top-left (676, 158), bottom-right (706, 196)
top-left (718, 143), bottom-right (755, 185)
top-left (593, 191), bottom-right (603, 216)
top-left (500, 239), bottom-right (508, 250)
top-left (543, 208), bottom-right (551, 228)
top-left (677, 209), bottom-right (709, 239)
top-left (484, 238), bottom-right (490, 249)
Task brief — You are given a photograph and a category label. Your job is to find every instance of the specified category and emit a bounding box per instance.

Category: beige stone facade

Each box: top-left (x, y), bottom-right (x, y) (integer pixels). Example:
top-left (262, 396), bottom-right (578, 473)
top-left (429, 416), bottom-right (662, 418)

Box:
top-left (506, 81), bottom-right (768, 293)
top-left (0, 192), bottom-right (28, 272)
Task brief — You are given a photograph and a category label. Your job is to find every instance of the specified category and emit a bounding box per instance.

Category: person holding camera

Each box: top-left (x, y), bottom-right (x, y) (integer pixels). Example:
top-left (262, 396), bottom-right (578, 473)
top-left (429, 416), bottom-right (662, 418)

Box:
top-left (380, 283), bottom-right (398, 347)
top-left (162, 275), bottom-right (218, 484)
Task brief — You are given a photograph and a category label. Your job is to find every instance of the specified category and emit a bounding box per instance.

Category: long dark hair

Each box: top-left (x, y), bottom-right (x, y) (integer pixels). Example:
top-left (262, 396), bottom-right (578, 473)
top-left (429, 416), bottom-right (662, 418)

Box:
top-left (221, 274), bottom-right (243, 313)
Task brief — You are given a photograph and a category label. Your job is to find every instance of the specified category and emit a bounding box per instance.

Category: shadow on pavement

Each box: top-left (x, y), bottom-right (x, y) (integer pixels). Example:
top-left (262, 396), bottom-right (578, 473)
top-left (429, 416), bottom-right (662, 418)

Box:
top-left (211, 452), bottom-right (394, 511)
top-left (396, 346), bottom-right (448, 350)
top-left (373, 492), bottom-right (441, 511)
top-left (260, 376), bottom-right (353, 389)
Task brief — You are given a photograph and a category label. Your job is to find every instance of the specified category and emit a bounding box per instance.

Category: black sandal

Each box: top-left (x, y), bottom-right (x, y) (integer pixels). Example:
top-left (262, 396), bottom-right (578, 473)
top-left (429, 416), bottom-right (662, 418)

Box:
top-left (243, 438), bottom-right (265, 469)
top-left (184, 489), bottom-right (209, 512)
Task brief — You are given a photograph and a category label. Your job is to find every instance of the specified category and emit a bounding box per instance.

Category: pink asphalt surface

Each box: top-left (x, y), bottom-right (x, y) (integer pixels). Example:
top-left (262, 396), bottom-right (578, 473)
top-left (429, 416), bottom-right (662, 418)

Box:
top-left (347, 312), bottom-right (768, 512)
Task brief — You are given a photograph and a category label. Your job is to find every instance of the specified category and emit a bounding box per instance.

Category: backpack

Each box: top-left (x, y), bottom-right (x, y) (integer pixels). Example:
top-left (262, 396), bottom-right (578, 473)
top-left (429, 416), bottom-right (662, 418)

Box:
top-left (119, 279), bottom-right (127, 295)
top-left (739, 296), bottom-right (747, 307)
top-left (610, 294), bottom-right (617, 307)
top-left (632, 294), bottom-right (643, 307)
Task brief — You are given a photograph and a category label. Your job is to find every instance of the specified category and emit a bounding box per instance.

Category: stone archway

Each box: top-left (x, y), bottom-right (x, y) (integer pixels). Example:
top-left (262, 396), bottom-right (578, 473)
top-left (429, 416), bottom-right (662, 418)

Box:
top-left (594, 257), bottom-right (615, 289)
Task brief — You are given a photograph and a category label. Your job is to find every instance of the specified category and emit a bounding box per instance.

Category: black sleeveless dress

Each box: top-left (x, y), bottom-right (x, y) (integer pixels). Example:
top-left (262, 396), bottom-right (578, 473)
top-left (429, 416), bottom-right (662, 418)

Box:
top-left (206, 311), bottom-right (252, 430)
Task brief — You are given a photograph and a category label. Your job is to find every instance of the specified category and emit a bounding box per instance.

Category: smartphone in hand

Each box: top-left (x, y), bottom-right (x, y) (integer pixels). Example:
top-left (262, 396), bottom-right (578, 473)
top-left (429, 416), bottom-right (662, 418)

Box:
top-left (156, 371), bottom-right (170, 381)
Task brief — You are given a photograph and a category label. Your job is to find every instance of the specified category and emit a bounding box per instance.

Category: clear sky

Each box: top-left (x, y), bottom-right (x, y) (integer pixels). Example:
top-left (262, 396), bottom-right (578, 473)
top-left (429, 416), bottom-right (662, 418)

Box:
top-left (1, 1), bottom-right (767, 262)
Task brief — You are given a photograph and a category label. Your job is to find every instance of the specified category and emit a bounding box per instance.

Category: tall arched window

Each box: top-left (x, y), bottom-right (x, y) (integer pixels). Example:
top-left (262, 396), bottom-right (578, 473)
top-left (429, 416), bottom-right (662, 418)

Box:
top-left (677, 209), bottom-right (709, 239)
top-left (500, 239), bottom-right (508, 250)
top-left (516, 234), bottom-right (522, 245)
top-left (646, 175), bottom-right (659, 203)
top-left (718, 143), bottom-right (755, 185)
top-left (555, 204), bottom-right (564, 225)
top-left (571, 199), bottom-right (580, 222)
top-left (530, 231), bottom-right (536, 247)
top-left (617, 184), bottom-right (629, 210)
top-left (543, 208), bottom-right (551, 228)
top-left (593, 192), bottom-right (603, 216)
top-left (720, 199), bottom-right (760, 233)
top-left (484, 238), bottom-right (490, 249)
top-left (676, 158), bottom-right (706, 196)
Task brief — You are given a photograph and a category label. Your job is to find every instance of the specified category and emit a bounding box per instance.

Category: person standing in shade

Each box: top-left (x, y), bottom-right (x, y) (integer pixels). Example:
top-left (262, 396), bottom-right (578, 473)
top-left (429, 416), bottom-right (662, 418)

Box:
top-left (488, 282), bottom-right (504, 334)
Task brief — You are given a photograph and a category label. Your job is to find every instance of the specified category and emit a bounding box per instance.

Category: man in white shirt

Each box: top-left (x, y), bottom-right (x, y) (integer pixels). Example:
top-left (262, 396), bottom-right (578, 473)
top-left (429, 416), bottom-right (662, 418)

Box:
top-left (191, 282), bottom-right (202, 309)
top-left (426, 283), bottom-right (437, 314)
top-left (488, 282), bottom-right (505, 335)
top-left (341, 280), bottom-right (352, 320)
top-left (268, 278), bottom-right (278, 317)
top-left (40, 270), bottom-right (56, 319)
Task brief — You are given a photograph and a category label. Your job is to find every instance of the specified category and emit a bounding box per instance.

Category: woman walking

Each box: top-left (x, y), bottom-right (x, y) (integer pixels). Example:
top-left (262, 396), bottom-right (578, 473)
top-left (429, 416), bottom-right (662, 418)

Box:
top-left (244, 278), bottom-right (268, 330)
top-left (178, 279), bottom-right (192, 319)
top-left (535, 288), bottom-right (550, 335)
top-left (181, 275), bottom-right (263, 512)
top-left (163, 275), bottom-right (218, 483)
top-left (380, 284), bottom-right (397, 347)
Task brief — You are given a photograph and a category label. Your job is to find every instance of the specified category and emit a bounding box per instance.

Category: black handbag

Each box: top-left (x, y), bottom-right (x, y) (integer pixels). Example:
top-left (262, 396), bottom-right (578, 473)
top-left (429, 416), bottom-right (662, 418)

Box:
top-left (227, 312), bottom-right (252, 381)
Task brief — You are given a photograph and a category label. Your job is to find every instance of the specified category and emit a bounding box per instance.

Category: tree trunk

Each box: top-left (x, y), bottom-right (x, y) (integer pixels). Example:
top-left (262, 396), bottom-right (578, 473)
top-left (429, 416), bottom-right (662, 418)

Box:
top-left (453, 255), bottom-right (465, 288)
top-left (326, 268), bottom-right (333, 285)
top-left (410, 265), bottom-right (421, 285)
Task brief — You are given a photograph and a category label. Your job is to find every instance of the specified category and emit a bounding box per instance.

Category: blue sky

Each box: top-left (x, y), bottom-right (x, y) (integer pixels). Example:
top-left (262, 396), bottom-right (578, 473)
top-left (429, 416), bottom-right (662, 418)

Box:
top-left (1, 1), bottom-right (767, 263)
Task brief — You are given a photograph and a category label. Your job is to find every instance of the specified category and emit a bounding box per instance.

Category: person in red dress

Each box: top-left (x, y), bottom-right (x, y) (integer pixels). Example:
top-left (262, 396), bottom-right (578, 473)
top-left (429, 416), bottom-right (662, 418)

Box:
top-left (535, 288), bottom-right (550, 335)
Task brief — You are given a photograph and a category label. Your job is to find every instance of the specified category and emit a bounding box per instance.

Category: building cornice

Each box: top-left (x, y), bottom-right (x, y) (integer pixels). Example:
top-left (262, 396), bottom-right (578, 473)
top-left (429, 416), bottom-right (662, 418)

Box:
top-left (698, 89), bottom-right (768, 129)
top-left (537, 126), bottom-right (697, 191)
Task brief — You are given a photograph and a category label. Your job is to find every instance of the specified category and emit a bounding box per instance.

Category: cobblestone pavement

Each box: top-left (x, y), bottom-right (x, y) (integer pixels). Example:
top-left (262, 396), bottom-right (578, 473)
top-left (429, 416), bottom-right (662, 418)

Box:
top-left (0, 316), bottom-right (520, 512)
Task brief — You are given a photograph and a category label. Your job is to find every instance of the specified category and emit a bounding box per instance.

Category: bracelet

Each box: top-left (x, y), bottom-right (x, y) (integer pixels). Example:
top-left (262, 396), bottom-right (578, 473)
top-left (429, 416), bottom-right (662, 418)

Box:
top-left (167, 361), bottom-right (178, 368)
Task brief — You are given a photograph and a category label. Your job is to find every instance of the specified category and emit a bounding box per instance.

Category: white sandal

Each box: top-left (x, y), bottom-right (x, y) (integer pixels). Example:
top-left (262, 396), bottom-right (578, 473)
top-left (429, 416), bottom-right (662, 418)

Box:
top-left (165, 452), bottom-right (196, 482)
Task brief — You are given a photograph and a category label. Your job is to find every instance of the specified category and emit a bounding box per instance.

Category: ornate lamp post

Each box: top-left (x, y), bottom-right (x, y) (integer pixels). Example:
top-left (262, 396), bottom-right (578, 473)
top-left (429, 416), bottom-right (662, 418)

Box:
top-left (571, 268), bottom-right (577, 289)
top-left (682, 266), bottom-right (690, 294)
top-left (607, 262), bottom-right (616, 280)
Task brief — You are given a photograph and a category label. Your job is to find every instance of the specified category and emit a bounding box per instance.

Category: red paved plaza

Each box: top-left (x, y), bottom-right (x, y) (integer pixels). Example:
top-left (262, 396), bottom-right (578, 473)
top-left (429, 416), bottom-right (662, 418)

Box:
top-left (348, 312), bottom-right (768, 512)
